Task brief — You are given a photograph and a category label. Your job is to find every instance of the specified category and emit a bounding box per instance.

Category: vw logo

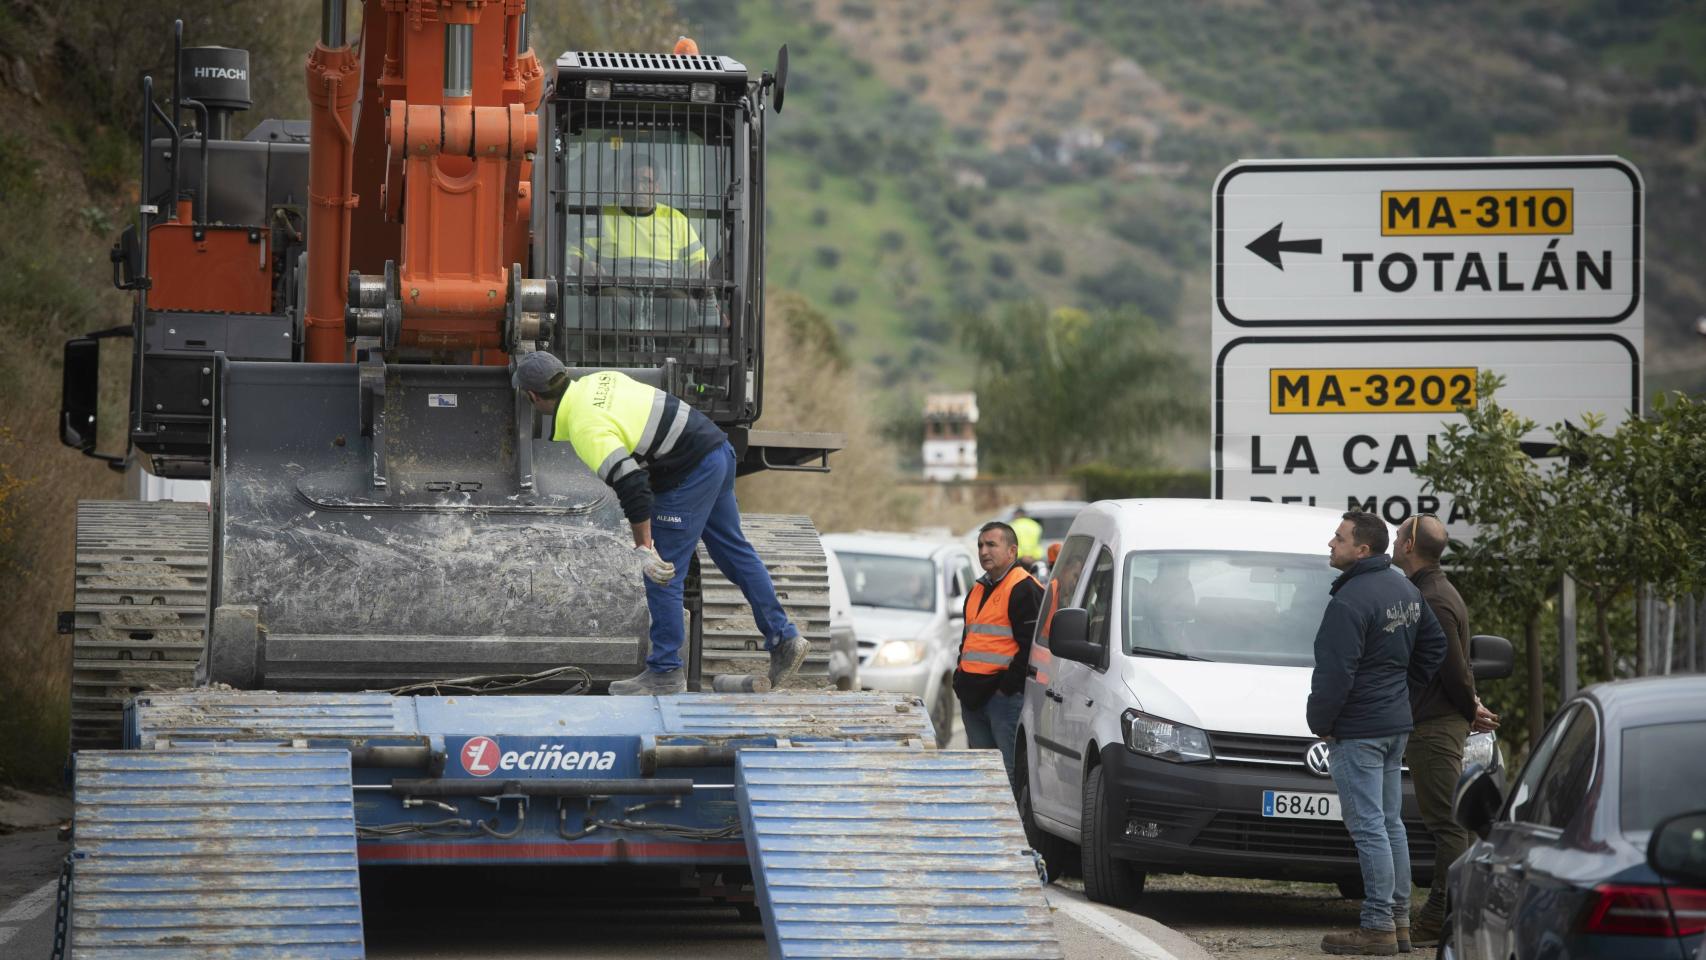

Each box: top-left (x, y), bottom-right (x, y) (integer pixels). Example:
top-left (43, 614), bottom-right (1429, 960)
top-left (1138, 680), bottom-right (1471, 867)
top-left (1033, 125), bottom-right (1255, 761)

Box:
top-left (1305, 740), bottom-right (1332, 777)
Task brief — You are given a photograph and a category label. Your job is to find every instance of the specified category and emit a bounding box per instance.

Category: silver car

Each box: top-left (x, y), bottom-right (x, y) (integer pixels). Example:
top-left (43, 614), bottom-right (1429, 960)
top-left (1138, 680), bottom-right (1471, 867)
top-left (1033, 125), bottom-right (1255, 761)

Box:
top-left (822, 533), bottom-right (977, 749)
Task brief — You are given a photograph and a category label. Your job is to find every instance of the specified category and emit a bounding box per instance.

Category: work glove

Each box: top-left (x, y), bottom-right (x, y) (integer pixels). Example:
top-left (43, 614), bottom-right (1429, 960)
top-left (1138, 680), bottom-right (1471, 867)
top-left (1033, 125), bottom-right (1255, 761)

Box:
top-left (636, 545), bottom-right (676, 585)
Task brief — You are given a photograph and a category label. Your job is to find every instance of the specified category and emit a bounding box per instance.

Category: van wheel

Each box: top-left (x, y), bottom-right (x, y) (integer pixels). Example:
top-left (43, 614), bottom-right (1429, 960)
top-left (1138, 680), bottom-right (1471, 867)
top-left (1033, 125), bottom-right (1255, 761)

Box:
top-left (1337, 878), bottom-right (1365, 900)
top-left (930, 681), bottom-right (954, 749)
top-left (1015, 743), bottom-right (1079, 881)
top-left (1081, 763), bottom-right (1145, 906)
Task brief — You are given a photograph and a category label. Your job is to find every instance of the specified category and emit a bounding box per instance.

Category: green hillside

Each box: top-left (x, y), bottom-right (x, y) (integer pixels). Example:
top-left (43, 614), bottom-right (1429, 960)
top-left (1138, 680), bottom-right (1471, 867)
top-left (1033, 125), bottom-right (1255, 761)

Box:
top-left (682, 0), bottom-right (1706, 415)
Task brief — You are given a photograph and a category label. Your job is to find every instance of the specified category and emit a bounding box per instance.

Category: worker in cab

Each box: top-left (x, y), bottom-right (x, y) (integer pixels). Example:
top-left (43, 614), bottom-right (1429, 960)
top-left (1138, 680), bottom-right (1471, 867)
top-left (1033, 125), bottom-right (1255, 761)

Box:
top-left (569, 157), bottom-right (707, 282)
top-left (1010, 507), bottom-right (1043, 573)
top-left (513, 351), bottom-right (808, 695)
top-left (567, 154), bottom-right (716, 336)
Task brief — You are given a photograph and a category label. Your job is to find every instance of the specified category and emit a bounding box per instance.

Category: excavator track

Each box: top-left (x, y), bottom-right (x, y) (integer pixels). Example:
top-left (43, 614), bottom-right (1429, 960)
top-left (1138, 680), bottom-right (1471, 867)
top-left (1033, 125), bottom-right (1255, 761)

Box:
top-left (697, 513), bottom-right (832, 688)
top-left (69, 500), bottom-right (210, 751)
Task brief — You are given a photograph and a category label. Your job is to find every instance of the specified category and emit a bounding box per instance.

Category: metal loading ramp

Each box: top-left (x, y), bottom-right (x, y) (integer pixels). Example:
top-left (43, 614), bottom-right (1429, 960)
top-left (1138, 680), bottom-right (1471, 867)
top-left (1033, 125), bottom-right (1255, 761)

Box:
top-left (737, 748), bottom-right (1064, 959)
top-left (68, 748), bottom-right (365, 958)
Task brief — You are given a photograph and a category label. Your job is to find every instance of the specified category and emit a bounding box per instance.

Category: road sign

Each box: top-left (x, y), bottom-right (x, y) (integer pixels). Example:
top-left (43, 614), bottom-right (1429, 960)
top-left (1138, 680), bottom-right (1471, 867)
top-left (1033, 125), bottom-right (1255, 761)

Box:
top-left (1215, 158), bottom-right (1641, 326)
top-left (1215, 334), bottom-right (1640, 531)
top-left (1210, 156), bottom-right (1643, 539)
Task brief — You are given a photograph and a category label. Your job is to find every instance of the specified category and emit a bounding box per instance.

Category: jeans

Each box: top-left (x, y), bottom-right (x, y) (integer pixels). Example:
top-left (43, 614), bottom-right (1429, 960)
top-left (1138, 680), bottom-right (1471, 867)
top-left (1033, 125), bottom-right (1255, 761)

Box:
top-left (1405, 714), bottom-right (1473, 923)
top-left (961, 690), bottom-right (1024, 789)
top-left (645, 442), bottom-right (797, 673)
top-left (1330, 734), bottom-right (1412, 932)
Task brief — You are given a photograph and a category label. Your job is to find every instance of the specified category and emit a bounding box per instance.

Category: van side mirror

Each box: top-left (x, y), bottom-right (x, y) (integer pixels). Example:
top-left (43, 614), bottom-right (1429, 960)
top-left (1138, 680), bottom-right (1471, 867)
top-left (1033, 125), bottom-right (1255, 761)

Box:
top-left (1470, 635), bottom-right (1515, 681)
top-left (1048, 608), bottom-right (1101, 667)
top-left (1452, 761), bottom-right (1505, 839)
top-left (61, 337), bottom-right (101, 451)
top-left (1648, 810), bottom-right (1706, 886)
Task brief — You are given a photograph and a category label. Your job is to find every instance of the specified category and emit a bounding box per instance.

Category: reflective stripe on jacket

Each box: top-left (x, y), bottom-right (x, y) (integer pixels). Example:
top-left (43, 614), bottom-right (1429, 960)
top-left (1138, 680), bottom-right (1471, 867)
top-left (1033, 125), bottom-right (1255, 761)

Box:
top-left (551, 370), bottom-right (725, 518)
top-left (958, 564), bottom-right (1041, 676)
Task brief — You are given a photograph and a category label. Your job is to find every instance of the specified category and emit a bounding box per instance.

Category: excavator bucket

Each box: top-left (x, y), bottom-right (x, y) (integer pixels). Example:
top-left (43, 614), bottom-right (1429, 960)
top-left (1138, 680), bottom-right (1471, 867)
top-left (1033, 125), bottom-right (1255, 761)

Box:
top-left (205, 358), bottom-right (651, 691)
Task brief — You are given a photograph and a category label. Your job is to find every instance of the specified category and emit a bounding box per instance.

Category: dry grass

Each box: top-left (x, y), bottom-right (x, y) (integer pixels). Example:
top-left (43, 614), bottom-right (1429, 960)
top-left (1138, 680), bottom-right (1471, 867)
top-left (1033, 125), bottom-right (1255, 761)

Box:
top-left (737, 293), bottom-right (923, 534)
top-left (0, 87), bottom-right (129, 788)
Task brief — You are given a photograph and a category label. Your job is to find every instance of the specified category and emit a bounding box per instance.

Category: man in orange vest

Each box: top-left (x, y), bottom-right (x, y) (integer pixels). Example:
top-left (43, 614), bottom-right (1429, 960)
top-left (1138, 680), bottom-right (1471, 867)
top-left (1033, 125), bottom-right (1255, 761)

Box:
top-left (952, 521), bottom-right (1044, 789)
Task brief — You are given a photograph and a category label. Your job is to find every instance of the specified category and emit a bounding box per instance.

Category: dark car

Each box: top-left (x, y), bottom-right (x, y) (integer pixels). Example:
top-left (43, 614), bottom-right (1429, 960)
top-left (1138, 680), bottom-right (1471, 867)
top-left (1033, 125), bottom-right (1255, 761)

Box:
top-left (1446, 675), bottom-right (1706, 960)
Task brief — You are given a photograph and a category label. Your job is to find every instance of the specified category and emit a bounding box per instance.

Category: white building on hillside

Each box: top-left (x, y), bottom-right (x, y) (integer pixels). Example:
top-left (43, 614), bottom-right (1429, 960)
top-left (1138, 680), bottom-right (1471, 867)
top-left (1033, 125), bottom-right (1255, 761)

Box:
top-left (922, 392), bottom-right (978, 482)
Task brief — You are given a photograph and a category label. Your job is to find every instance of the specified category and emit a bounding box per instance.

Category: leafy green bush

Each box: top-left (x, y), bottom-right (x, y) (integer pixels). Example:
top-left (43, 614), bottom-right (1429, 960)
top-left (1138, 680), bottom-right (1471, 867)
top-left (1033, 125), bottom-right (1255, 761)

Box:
top-left (1078, 261), bottom-right (1180, 322)
top-left (1069, 463), bottom-right (1210, 501)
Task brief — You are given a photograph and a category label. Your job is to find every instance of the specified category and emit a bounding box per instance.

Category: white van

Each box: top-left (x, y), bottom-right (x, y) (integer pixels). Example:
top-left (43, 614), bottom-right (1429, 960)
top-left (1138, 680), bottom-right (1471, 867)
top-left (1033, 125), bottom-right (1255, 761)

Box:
top-left (1018, 499), bottom-right (1507, 905)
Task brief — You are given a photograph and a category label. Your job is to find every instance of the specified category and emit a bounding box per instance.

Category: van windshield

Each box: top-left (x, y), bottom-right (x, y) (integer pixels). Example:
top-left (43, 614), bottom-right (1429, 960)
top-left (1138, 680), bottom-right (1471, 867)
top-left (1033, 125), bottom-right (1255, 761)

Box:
top-left (1123, 551), bottom-right (1335, 667)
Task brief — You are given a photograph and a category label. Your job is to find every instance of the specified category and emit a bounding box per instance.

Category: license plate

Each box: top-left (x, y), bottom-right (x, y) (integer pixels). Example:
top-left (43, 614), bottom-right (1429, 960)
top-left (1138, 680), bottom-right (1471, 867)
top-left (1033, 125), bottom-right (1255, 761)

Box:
top-left (1262, 790), bottom-right (1342, 821)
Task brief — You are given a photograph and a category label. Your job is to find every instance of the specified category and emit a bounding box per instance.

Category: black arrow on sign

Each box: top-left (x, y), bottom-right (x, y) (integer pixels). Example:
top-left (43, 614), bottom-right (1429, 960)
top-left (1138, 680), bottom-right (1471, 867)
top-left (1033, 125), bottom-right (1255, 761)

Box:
top-left (1246, 222), bottom-right (1323, 271)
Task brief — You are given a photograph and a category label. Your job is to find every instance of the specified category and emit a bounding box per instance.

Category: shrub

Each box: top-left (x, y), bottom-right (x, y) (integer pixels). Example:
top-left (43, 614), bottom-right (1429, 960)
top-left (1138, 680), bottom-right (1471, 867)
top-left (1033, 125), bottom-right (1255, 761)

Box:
top-left (1069, 463), bottom-right (1210, 501)
top-left (1078, 261), bottom-right (1180, 321)
top-left (1037, 247), bottom-right (1065, 276)
top-left (814, 246), bottom-right (841, 268)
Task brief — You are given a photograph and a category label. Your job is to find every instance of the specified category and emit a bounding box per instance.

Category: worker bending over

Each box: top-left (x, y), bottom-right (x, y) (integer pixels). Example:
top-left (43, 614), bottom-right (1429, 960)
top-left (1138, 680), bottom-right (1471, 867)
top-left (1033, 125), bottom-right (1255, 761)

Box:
top-left (513, 351), bottom-right (808, 695)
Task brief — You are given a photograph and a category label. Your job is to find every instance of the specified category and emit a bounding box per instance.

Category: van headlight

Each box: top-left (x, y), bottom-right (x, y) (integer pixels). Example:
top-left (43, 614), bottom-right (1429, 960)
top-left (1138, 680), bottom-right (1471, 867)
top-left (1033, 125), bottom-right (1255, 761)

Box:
top-left (1120, 709), bottom-right (1213, 763)
top-left (872, 639), bottom-right (926, 668)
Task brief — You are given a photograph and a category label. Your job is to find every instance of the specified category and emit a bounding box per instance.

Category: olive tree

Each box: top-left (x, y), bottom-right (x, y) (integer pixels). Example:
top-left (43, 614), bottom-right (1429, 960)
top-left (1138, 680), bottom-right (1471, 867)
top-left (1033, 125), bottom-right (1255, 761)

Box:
top-left (1415, 374), bottom-right (1568, 747)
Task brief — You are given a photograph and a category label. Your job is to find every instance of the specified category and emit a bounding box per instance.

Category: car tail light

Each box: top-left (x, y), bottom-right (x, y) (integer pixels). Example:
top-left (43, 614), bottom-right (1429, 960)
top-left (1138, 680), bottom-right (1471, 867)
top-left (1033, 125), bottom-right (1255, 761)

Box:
top-left (1667, 886), bottom-right (1706, 937)
top-left (1582, 883), bottom-right (1706, 937)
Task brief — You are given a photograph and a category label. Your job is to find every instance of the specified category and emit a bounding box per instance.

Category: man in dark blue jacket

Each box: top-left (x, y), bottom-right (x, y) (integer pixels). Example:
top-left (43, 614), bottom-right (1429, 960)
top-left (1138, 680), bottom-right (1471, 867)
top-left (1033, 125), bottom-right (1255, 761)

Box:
top-left (1309, 511), bottom-right (1448, 956)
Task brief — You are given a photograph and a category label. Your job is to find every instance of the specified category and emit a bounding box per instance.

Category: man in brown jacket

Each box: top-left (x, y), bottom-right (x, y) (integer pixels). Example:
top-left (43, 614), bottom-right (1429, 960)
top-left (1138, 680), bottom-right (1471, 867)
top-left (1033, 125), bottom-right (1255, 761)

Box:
top-left (1393, 515), bottom-right (1500, 946)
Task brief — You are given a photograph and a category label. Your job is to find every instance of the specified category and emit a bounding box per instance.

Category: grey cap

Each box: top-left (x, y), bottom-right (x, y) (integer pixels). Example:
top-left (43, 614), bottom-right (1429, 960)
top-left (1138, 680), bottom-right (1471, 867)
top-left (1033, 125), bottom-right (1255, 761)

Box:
top-left (511, 350), bottom-right (566, 392)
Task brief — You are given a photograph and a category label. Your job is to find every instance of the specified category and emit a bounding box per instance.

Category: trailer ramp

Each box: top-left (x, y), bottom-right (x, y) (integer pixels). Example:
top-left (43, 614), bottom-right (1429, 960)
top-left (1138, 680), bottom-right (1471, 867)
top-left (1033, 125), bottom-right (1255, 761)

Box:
top-left (737, 747), bottom-right (1063, 959)
top-left (68, 748), bottom-right (364, 958)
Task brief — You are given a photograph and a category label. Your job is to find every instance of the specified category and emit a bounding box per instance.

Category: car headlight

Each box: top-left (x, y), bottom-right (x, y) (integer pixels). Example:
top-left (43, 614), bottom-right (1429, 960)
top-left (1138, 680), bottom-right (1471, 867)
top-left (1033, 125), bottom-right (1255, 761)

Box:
top-left (872, 639), bottom-right (926, 667)
top-left (1120, 708), bottom-right (1213, 763)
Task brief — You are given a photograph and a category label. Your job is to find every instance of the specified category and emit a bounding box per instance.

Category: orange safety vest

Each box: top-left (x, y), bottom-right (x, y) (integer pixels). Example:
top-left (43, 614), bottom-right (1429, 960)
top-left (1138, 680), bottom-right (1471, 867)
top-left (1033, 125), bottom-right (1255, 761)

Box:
top-left (959, 564), bottom-right (1040, 675)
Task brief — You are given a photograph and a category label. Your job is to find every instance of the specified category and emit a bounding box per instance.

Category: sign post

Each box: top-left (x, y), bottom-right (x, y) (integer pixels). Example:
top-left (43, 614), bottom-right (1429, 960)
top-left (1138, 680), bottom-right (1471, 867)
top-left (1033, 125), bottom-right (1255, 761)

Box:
top-left (1211, 157), bottom-right (1643, 540)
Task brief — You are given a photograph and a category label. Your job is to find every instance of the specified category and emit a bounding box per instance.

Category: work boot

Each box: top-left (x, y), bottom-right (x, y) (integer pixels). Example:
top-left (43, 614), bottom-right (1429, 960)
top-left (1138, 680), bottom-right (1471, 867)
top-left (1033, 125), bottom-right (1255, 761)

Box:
top-left (767, 635), bottom-right (809, 689)
top-left (1396, 924), bottom-right (1411, 953)
top-left (1320, 926), bottom-right (1398, 956)
top-left (607, 668), bottom-right (686, 696)
top-left (1408, 914), bottom-right (1444, 949)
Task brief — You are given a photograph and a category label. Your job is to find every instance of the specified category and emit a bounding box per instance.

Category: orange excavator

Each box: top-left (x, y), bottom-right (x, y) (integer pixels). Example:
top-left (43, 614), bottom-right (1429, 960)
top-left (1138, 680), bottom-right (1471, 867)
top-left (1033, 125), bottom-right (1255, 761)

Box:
top-left (48, 7), bottom-right (1066, 954)
top-left (59, 0), bottom-right (836, 747)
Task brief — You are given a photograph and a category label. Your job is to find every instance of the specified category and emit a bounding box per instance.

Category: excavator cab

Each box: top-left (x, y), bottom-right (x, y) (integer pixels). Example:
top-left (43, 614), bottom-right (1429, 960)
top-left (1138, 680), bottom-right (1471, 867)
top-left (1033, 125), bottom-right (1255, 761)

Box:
top-left (548, 49), bottom-right (778, 432)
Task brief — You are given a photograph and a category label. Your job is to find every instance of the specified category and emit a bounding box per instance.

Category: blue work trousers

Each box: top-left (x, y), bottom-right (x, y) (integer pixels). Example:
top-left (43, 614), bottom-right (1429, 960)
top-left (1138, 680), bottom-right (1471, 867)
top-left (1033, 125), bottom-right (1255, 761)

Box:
top-left (1330, 734), bottom-right (1413, 932)
top-left (645, 442), bottom-right (798, 673)
top-left (961, 690), bottom-right (1024, 791)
